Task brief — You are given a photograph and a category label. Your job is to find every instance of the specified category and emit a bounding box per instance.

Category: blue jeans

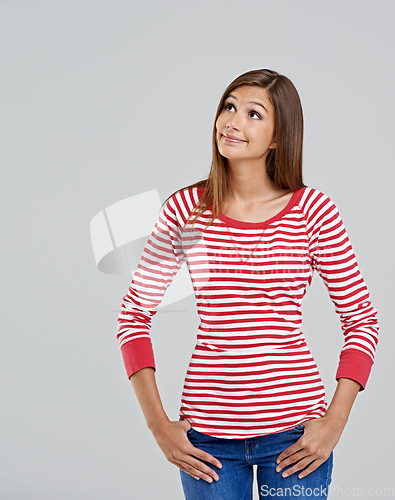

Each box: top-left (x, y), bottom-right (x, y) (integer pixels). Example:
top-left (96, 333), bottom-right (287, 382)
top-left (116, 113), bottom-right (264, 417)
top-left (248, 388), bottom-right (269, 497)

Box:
top-left (178, 418), bottom-right (333, 499)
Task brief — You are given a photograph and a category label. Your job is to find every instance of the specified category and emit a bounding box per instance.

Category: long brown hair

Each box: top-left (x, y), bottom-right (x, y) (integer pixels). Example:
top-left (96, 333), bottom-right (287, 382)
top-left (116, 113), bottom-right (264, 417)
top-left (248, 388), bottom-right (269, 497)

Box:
top-left (162, 68), bottom-right (307, 230)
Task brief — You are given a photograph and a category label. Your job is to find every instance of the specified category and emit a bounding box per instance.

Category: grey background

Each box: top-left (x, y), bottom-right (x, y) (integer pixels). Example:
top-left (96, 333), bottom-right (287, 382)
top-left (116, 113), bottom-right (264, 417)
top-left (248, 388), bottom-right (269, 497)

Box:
top-left (1, 1), bottom-right (393, 499)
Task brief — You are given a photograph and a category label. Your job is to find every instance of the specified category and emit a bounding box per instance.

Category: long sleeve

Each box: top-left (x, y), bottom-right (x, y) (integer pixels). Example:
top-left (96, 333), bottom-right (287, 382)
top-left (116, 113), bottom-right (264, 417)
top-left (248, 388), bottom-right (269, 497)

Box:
top-left (309, 193), bottom-right (379, 392)
top-left (117, 195), bottom-right (186, 379)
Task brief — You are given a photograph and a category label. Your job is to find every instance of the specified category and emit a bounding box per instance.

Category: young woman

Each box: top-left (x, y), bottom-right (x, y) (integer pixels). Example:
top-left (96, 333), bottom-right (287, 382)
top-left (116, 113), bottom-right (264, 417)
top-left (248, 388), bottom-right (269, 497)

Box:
top-left (117, 68), bottom-right (379, 499)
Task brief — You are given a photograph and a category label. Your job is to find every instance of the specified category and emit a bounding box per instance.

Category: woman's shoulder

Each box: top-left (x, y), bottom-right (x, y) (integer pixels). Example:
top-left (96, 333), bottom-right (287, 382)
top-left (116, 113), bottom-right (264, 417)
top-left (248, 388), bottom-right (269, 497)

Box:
top-left (297, 186), bottom-right (344, 228)
top-left (162, 185), bottom-right (203, 226)
top-left (167, 185), bottom-right (203, 207)
top-left (298, 185), bottom-right (338, 211)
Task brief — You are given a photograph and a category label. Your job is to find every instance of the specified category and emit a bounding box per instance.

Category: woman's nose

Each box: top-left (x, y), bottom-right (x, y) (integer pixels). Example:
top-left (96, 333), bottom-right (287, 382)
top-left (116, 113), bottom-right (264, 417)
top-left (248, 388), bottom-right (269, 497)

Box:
top-left (226, 118), bottom-right (241, 130)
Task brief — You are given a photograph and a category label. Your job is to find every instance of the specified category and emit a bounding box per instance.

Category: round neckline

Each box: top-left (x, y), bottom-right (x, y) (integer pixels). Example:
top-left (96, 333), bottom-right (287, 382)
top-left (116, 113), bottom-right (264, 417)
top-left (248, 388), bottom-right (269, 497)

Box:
top-left (197, 186), bottom-right (306, 229)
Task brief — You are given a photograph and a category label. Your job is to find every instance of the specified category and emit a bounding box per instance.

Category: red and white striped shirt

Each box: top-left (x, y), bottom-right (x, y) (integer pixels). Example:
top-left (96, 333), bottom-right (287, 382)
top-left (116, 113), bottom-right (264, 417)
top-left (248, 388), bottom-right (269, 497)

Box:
top-left (117, 185), bottom-right (379, 439)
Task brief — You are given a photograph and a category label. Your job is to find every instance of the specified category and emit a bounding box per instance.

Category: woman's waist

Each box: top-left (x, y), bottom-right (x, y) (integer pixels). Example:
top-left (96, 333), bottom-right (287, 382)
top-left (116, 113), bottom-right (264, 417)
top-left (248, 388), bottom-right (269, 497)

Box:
top-left (193, 333), bottom-right (309, 354)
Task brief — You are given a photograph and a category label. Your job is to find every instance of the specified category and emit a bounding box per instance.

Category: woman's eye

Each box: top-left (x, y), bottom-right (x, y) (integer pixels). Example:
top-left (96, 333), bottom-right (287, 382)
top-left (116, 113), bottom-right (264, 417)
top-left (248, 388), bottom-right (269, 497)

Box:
top-left (224, 103), bottom-right (234, 111)
top-left (249, 110), bottom-right (261, 119)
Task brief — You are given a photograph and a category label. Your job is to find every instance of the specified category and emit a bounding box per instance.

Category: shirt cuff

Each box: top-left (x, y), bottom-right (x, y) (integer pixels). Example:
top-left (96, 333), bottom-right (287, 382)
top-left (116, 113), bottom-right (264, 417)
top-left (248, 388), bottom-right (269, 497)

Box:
top-left (120, 337), bottom-right (156, 380)
top-left (335, 348), bottom-right (374, 392)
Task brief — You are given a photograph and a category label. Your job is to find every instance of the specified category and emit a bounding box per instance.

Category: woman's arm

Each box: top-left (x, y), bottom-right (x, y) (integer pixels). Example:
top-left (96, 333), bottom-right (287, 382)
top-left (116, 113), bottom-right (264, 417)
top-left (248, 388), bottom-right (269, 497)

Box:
top-left (130, 366), bottom-right (223, 483)
top-left (117, 194), bottom-right (186, 379)
top-left (129, 367), bottom-right (170, 433)
top-left (309, 193), bottom-right (379, 390)
top-left (323, 377), bottom-right (361, 428)
top-left (117, 193), bottom-right (222, 482)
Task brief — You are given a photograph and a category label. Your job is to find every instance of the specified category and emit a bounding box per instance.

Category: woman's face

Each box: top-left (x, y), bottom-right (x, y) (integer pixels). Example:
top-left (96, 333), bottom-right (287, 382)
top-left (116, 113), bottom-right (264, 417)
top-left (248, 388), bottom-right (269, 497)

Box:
top-left (215, 85), bottom-right (277, 164)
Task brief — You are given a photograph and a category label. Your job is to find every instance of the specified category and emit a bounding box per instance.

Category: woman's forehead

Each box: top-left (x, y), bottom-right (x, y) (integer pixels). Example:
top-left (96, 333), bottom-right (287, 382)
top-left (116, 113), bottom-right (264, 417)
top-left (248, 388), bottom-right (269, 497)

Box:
top-left (227, 85), bottom-right (273, 109)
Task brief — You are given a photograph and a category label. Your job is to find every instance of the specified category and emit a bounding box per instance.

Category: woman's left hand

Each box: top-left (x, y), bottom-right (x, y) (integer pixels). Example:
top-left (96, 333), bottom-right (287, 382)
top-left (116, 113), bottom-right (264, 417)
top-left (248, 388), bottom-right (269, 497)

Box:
top-left (275, 416), bottom-right (345, 479)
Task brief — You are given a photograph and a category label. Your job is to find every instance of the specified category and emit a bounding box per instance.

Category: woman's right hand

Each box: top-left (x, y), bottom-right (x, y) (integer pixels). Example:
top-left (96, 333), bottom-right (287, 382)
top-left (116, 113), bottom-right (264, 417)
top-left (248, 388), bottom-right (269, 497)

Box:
top-left (151, 419), bottom-right (222, 482)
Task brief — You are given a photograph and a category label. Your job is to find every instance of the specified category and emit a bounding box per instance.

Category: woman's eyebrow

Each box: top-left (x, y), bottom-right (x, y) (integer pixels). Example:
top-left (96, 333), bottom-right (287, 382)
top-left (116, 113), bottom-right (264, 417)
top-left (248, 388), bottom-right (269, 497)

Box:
top-left (227, 94), bottom-right (268, 113)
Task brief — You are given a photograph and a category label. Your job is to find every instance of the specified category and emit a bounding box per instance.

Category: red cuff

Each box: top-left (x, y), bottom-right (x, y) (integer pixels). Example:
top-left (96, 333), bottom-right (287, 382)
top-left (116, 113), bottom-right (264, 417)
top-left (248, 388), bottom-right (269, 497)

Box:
top-left (335, 348), bottom-right (374, 392)
top-left (120, 337), bottom-right (156, 380)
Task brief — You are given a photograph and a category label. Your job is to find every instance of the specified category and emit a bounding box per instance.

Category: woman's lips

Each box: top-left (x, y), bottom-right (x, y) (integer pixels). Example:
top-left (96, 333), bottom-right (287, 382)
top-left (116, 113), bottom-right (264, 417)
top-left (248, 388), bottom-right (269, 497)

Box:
top-left (222, 134), bottom-right (246, 143)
